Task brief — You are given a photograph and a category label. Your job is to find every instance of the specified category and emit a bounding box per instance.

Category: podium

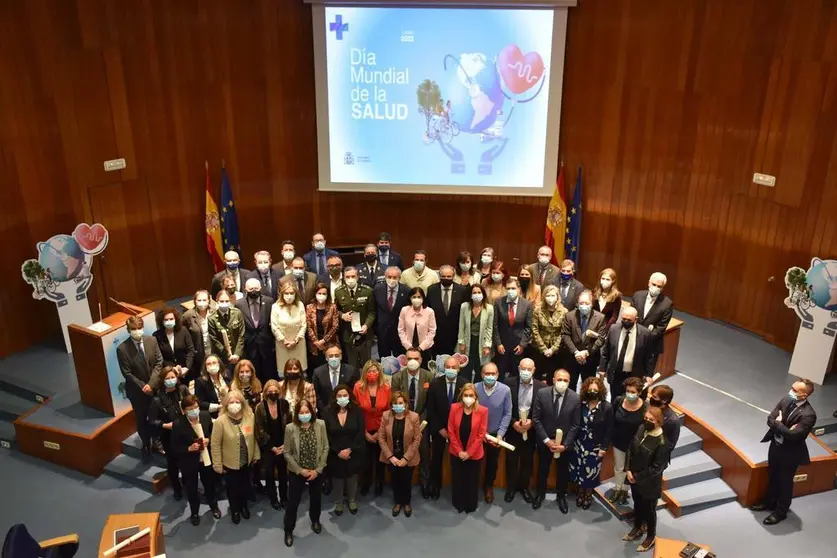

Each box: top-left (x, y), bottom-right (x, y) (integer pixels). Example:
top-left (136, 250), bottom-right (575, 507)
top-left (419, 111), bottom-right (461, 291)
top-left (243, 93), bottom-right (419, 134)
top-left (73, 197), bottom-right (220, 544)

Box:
top-left (98, 513), bottom-right (164, 558)
top-left (67, 303), bottom-right (155, 416)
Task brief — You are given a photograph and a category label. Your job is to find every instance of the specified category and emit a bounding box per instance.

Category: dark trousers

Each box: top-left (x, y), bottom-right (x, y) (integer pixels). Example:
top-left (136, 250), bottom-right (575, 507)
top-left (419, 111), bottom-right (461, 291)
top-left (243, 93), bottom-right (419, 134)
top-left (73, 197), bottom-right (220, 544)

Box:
top-left (564, 355), bottom-right (599, 391)
top-left (376, 327), bottom-right (400, 360)
top-left (284, 472), bottom-right (323, 532)
top-left (537, 447), bottom-right (570, 495)
top-left (128, 392), bottom-right (153, 448)
top-left (161, 436), bottom-right (181, 494)
top-left (261, 449), bottom-right (288, 504)
top-left (495, 349), bottom-right (523, 381)
top-left (533, 350), bottom-right (562, 385)
top-left (765, 441), bottom-right (799, 516)
top-left (390, 464), bottom-right (414, 505)
top-left (224, 465), bottom-right (251, 515)
top-left (182, 463), bottom-right (217, 516)
top-left (308, 351), bottom-right (326, 380)
top-left (631, 486), bottom-right (658, 539)
top-left (418, 428), bottom-right (430, 487)
top-left (430, 431), bottom-right (448, 489)
top-left (504, 430), bottom-right (535, 491)
top-left (483, 436), bottom-right (501, 488)
top-left (451, 455), bottom-right (482, 512)
top-left (362, 437), bottom-right (385, 488)
top-left (345, 337), bottom-right (373, 369)
top-left (248, 347), bottom-right (277, 385)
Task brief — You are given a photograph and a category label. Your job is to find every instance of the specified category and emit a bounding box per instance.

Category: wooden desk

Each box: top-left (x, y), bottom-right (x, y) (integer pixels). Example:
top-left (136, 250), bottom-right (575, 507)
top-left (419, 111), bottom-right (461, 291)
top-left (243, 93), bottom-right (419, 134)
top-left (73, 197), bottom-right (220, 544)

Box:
top-left (98, 513), bottom-right (164, 558)
top-left (657, 317), bottom-right (684, 379)
top-left (653, 538), bottom-right (710, 558)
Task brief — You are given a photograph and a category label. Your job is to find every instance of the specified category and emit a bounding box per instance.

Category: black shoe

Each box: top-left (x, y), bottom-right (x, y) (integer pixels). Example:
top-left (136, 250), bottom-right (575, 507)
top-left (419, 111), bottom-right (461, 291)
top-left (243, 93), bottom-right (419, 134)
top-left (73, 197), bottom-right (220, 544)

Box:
top-left (323, 478), bottom-right (332, 496)
top-left (360, 484), bottom-right (370, 496)
top-left (271, 500), bottom-right (282, 511)
top-left (750, 503), bottom-right (774, 512)
top-left (190, 514), bottom-right (200, 526)
top-left (253, 481), bottom-right (265, 494)
top-left (404, 505), bottom-right (412, 517)
top-left (392, 504), bottom-right (402, 517)
top-left (833, 409), bottom-right (837, 419)
top-left (557, 494), bottom-right (568, 514)
top-left (312, 521), bottom-right (322, 534)
top-left (374, 481), bottom-right (384, 496)
top-left (763, 513), bottom-right (786, 525)
top-left (231, 512), bottom-right (241, 524)
top-left (521, 489), bottom-right (534, 504)
top-left (504, 490), bottom-right (515, 503)
top-left (153, 440), bottom-right (166, 456)
top-left (212, 507), bottom-right (222, 519)
top-left (241, 507), bottom-right (250, 520)
top-left (421, 485), bottom-right (430, 499)
top-left (532, 494), bottom-right (545, 510)
top-left (431, 487), bottom-right (440, 501)
top-left (173, 490), bottom-right (183, 502)
top-left (284, 532), bottom-right (294, 547)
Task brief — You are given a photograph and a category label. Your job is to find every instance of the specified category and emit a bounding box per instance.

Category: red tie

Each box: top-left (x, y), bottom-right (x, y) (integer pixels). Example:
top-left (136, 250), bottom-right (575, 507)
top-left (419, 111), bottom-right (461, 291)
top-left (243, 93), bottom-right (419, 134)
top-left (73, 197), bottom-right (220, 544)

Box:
top-left (509, 301), bottom-right (515, 325)
top-left (388, 289), bottom-right (394, 310)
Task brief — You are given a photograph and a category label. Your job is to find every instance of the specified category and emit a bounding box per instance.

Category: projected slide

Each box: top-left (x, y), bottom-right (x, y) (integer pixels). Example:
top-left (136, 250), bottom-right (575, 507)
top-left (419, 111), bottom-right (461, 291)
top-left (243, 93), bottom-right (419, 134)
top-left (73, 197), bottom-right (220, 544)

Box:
top-left (324, 6), bottom-right (555, 189)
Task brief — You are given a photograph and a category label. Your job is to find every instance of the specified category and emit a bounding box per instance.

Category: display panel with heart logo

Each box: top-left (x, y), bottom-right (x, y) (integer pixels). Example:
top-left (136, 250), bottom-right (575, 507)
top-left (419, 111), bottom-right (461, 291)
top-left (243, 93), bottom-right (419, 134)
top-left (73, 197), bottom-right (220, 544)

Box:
top-left (72, 223), bottom-right (110, 255)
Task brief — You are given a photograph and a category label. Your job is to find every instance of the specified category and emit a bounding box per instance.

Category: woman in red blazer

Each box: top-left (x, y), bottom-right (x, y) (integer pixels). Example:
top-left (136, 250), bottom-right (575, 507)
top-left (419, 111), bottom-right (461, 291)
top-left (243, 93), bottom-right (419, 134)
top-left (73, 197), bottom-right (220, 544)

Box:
top-left (353, 360), bottom-right (392, 496)
top-left (447, 382), bottom-right (488, 513)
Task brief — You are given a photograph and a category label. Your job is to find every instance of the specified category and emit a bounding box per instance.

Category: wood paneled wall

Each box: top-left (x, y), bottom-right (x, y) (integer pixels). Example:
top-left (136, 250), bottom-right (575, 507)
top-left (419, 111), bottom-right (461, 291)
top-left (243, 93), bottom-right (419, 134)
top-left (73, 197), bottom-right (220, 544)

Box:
top-left (1, 0), bottom-right (835, 358)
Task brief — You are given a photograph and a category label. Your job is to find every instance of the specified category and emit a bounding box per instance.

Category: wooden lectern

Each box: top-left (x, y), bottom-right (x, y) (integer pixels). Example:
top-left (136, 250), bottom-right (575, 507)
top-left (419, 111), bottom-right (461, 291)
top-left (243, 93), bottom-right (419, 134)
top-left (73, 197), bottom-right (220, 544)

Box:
top-left (98, 513), bottom-right (164, 558)
top-left (67, 303), bottom-right (153, 416)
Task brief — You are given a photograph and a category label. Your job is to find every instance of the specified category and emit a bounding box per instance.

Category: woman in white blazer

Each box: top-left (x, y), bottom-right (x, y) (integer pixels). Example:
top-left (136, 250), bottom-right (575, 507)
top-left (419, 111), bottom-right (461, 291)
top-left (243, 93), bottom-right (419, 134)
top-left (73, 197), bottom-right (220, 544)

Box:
top-left (457, 284), bottom-right (494, 382)
top-left (271, 282), bottom-right (308, 376)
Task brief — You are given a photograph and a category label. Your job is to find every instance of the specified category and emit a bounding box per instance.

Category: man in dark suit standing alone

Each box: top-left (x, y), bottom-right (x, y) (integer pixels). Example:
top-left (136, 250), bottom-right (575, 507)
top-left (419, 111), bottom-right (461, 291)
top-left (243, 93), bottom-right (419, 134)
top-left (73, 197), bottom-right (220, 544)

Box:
top-left (550, 259), bottom-right (584, 312)
top-left (117, 316), bottom-right (163, 463)
top-left (426, 265), bottom-right (466, 358)
top-left (373, 267), bottom-right (410, 359)
top-left (561, 290), bottom-right (607, 391)
top-left (235, 278), bottom-right (276, 383)
top-left (425, 356), bottom-right (468, 500)
top-left (532, 368), bottom-right (580, 513)
top-left (598, 306), bottom-right (655, 398)
top-left (631, 272), bottom-right (673, 374)
top-left (493, 277), bottom-right (533, 381)
top-left (504, 358), bottom-right (545, 503)
top-left (751, 379), bottom-right (817, 525)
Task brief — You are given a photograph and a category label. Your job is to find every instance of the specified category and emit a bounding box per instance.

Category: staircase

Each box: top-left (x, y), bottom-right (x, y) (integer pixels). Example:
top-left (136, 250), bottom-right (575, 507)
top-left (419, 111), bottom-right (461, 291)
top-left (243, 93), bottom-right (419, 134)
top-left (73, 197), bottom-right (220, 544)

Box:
top-left (813, 416), bottom-right (837, 453)
top-left (102, 433), bottom-right (168, 493)
top-left (0, 379), bottom-right (51, 451)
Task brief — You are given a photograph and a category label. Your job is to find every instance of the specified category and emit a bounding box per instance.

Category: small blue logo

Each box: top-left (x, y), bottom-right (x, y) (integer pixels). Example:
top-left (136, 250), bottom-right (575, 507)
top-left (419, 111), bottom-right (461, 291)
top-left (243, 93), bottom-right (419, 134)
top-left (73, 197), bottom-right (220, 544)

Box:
top-left (330, 15), bottom-right (348, 40)
top-left (344, 152), bottom-right (354, 165)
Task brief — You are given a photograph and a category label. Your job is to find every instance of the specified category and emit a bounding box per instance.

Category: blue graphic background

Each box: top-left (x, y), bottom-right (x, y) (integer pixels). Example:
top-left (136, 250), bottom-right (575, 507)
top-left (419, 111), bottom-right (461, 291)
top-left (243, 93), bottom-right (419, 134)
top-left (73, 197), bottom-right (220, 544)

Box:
top-left (325, 7), bottom-right (554, 188)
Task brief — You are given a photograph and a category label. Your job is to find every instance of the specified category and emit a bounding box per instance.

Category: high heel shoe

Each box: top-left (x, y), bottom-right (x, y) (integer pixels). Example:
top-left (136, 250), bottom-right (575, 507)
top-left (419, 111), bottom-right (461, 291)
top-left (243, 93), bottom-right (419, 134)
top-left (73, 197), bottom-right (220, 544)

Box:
top-left (637, 537), bottom-right (656, 552)
top-left (622, 527), bottom-right (642, 541)
top-left (582, 494), bottom-right (593, 510)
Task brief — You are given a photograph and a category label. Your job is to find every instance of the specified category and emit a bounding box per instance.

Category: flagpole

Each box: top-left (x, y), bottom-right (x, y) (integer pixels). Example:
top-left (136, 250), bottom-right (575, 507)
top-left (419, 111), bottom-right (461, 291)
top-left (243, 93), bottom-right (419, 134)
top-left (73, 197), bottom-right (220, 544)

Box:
top-left (221, 158), bottom-right (225, 169)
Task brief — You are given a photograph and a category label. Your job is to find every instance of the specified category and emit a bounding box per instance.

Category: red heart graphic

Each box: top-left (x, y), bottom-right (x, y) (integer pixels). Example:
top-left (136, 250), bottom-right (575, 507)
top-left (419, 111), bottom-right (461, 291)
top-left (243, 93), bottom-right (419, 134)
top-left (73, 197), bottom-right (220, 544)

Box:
top-left (72, 223), bottom-right (109, 255)
top-left (498, 44), bottom-right (545, 95)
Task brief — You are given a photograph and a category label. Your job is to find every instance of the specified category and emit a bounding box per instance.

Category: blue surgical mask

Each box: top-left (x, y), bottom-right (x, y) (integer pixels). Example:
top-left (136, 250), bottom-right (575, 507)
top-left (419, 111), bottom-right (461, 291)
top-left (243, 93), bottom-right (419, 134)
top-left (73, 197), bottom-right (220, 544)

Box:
top-left (226, 262), bottom-right (239, 271)
top-left (625, 392), bottom-right (639, 402)
top-left (392, 404), bottom-right (405, 414)
top-left (337, 396), bottom-right (350, 407)
top-left (186, 408), bottom-right (200, 419)
top-left (444, 368), bottom-right (458, 380)
top-left (560, 272), bottom-right (572, 281)
top-left (483, 375), bottom-right (497, 386)
top-left (519, 370), bottom-right (533, 382)
top-left (163, 320), bottom-right (176, 329)
top-left (164, 378), bottom-right (178, 388)
top-left (328, 357), bottom-right (340, 369)
top-left (298, 413), bottom-right (312, 423)
top-left (578, 304), bottom-right (591, 316)
top-left (788, 390), bottom-right (798, 401)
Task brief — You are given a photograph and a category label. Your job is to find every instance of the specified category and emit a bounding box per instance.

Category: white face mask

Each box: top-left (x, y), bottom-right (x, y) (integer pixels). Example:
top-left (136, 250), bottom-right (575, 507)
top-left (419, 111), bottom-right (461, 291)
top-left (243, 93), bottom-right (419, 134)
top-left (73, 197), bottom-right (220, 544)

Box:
top-left (239, 373), bottom-right (251, 383)
top-left (462, 396), bottom-right (476, 407)
top-left (196, 300), bottom-right (209, 311)
top-left (129, 329), bottom-right (144, 341)
top-left (519, 369), bottom-right (533, 382)
top-left (649, 285), bottom-right (662, 297)
top-left (345, 278), bottom-right (358, 289)
top-left (163, 320), bottom-right (176, 329)
top-left (411, 297), bottom-right (423, 307)
top-left (385, 278), bottom-right (399, 288)
top-left (459, 262), bottom-right (471, 272)
top-left (207, 364), bottom-right (220, 375)
top-left (491, 273), bottom-right (503, 282)
top-left (283, 294), bottom-right (296, 304)
top-left (471, 293), bottom-right (483, 304)
top-left (257, 263), bottom-right (270, 272)
top-left (554, 381), bottom-right (569, 394)
top-left (407, 359), bottom-right (420, 371)
top-left (544, 295), bottom-right (558, 306)
top-left (413, 261), bottom-right (425, 272)
top-left (316, 293), bottom-right (328, 303)
top-left (228, 402), bottom-right (243, 414)
top-left (481, 255), bottom-right (493, 265)
top-left (314, 241), bottom-right (325, 251)
top-left (283, 250), bottom-right (295, 261)
top-left (601, 278), bottom-right (613, 289)
top-left (218, 302), bottom-right (230, 311)
top-left (506, 289), bottom-right (518, 300)
top-left (538, 255), bottom-right (550, 265)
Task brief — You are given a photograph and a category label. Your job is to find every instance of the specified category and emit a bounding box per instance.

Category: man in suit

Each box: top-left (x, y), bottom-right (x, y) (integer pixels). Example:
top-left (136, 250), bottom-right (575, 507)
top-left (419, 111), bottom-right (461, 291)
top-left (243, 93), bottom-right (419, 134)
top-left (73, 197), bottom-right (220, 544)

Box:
top-left (426, 356), bottom-right (468, 500)
top-left (235, 278), bottom-right (276, 383)
top-left (391, 347), bottom-right (435, 498)
top-left (598, 306), bottom-right (655, 398)
top-left (358, 244), bottom-right (385, 288)
top-left (561, 290), bottom-right (607, 391)
top-left (631, 272), bottom-right (674, 374)
top-left (334, 266), bottom-right (376, 368)
top-left (550, 259), bottom-right (584, 312)
top-left (117, 316), bottom-right (163, 463)
top-left (504, 358), bottom-right (545, 503)
top-left (751, 379), bottom-right (817, 525)
top-left (532, 368), bottom-right (581, 512)
top-left (373, 266), bottom-right (410, 359)
top-left (250, 250), bottom-right (282, 300)
top-left (303, 232), bottom-right (339, 284)
top-left (211, 250), bottom-right (250, 298)
top-left (312, 345), bottom-right (359, 417)
top-left (279, 257), bottom-right (317, 305)
top-left (528, 245), bottom-right (559, 288)
top-left (376, 232), bottom-right (403, 270)
top-left (493, 278), bottom-right (533, 381)
top-left (426, 265), bottom-right (467, 357)
top-left (475, 362), bottom-right (512, 504)
top-left (271, 240), bottom-right (297, 277)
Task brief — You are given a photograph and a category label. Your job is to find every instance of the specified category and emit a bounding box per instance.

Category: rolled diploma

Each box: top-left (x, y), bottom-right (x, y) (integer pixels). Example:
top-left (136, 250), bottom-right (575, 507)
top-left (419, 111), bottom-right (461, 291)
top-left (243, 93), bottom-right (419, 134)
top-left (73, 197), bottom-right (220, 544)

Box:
top-left (519, 408), bottom-right (529, 441)
top-left (554, 428), bottom-right (563, 459)
top-left (420, 420), bottom-right (427, 432)
top-left (221, 329), bottom-right (232, 358)
top-left (104, 527), bottom-right (151, 557)
top-left (485, 433), bottom-right (515, 451)
top-left (646, 372), bottom-right (661, 388)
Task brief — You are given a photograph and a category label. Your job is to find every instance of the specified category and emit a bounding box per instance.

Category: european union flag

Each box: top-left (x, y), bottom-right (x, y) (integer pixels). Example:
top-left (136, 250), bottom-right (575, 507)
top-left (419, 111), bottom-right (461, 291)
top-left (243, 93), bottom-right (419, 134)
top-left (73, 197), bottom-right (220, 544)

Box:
top-left (567, 166), bottom-right (583, 265)
top-left (220, 167), bottom-right (241, 254)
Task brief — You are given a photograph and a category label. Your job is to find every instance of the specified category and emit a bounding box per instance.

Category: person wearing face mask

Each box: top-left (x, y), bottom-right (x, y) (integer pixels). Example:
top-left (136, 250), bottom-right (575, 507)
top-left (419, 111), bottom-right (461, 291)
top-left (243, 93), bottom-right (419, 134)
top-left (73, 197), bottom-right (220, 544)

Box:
top-left (531, 284), bottom-right (568, 385)
top-left (153, 307), bottom-right (196, 384)
top-left (149, 366), bottom-right (188, 500)
top-left (373, 267), bottom-right (410, 359)
top-left (400, 250), bottom-right (439, 291)
top-left (255, 379), bottom-right (291, 511)
top-left (391, 347), bottom-right (435, 498)
top-left (532, 369), bottom-right (581, 512)
top-left (312, 345), bottom-right (359, 417)
top-left (379, 391), bottom-right (422, 516)
top-left (278, 358), bottom-right (317, 418)
top-left (454, 250), bottom-right (480, 286)
top-left (598, 306), bottom-right (655, 399)
top-left (306, 284), bottom-right (340, 373)
top-left (283, 399), bottom-right (329, 547)
top-left (609, 377), bottom-right (647, 506)
top-left (280, 256), bottom-right (318, 305)
top-left (751, 379), bottom-right (817, 526)
top-left (334, 267), bottom-right (376, 368)
top-left (517, 266), bottom-right (541, 305)
top-left (570, 376), bottom-right (613, 509)
top-left (550, 259), bottom-right (584, 312)
top-left (171, 394), bottom-right (221, 525)
top-left (182, 290), bottom-right (216, 369)
top-left (631, 272), bottom-right (673, 377)
top-left (503, 358), bottom-right (545, 503)
top-left (249, 250), bottom-right (281, 300)
top-left (221, 273), bottom-right (244, 301)
top-left (447, 383), bottom-right (489, 513)
top-left (207, 290), bottom-right (245, 370)
top-left (303, 232), bottom-right (338, 284)
top-left (117, 316), bottom-right (163, 463)
top-left (231, 360), bottom-right (263, 414)
top-left (211, 390), bottom-right (260, 524)
top-left (426, 357), bottom-right (468, 499)
top-left (481, 260), bottom-right (508, 304)
top-left (426, 265), bottom-right (467, 358)
top-left (271, 283), bottom-right (308, 375)
top-left (476, 247), bottom-right (496, 281)
top-left (358, 244), bottom-right (385, 288)
top-left (528, 245), bottom-right (559, 287)
top-left (323, 385), bottom-right (365, 516)
top-left (647, 385), bottom-right (680, 459)
top-left (211, 250), bottom-right (249, 298)
top-left (376, 232), bottom-right (404, 270)
top-left (326, 255), bottom-right (345, 301)
top-left (592, 267), bottom-right (622, 329)
top-left (235, 278), bottom-right (277, 384)
top-left (193, 355), bottom-right (228, 417)
top-left (561, 290), bottom-right (607, 390)
top-left (475, 363), bottom-right (512, 504)
top-left (397, 287), bottom-right (437, 362)
top-left (353, 361), bottom-right (391, 496)
top-left (457, 284), bottom-right (494, 382)
top-left (493, 278), bottom-right (533, 381)
top-left (621, 406), bottom-right (669, 553)
top-left (270, 241), bottom-right (296, 277)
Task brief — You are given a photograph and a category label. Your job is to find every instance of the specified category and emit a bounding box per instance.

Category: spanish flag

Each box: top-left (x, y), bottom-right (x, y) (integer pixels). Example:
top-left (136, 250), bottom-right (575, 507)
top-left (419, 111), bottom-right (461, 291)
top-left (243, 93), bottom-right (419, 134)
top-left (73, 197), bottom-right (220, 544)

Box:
top-left (204, 161), bottom-right (224, 272)
top-left (544, 164), bottom-right (567, 264)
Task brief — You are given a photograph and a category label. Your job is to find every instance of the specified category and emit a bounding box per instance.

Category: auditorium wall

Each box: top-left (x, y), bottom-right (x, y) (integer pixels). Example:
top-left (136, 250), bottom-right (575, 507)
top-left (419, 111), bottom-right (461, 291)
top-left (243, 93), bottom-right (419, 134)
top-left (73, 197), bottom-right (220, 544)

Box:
top-left (1, 0), bottom-right (835, 358)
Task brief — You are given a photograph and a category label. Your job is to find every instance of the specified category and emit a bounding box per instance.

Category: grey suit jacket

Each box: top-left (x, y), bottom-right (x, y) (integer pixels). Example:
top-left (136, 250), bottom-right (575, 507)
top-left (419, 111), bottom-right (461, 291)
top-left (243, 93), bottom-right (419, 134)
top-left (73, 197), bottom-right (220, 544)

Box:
top-left (561, 309), bottom-right (607, 355)
top-left (117, 335), bottom-right (163, 396)
top-left (527, 262), bottom-right (559, 287)
top-left (391, 368), bottom-right (434, 418)
top-left (284, 419), bottom-right (329, 474)
top-left (280, 271), bottom-right (318, 305)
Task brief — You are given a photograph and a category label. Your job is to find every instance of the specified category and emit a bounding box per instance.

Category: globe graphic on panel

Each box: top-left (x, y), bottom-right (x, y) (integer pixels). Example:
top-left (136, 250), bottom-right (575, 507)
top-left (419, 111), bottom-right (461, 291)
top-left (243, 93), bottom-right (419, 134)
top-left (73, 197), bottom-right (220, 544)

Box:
top-left (806, 259), bottom-right (837, 311)
top-left (38, 234), bottom-right (85, 282)
top-left (446, 53), bottom-right (504, 134)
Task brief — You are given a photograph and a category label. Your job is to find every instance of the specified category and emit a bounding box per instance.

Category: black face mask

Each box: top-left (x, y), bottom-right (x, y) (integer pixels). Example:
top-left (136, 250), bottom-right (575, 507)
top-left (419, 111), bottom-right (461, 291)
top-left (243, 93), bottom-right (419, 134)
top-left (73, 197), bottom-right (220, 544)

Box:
top-left (584, 391), bottom-right (599, 401)
top-left (364, 254), bottom-right (377, 263)
top-left (643, 420), bottom-right (655, 431)
top-left (267, 393), bottom-right (280, 402)
top-left (649, 398), bottom-right (664, 408)
top-left (247, 291), bottom-right (260, 300)
top-left (519, 278), bottom-right (531, 291)
top-left (440, 278), bottom-right (454, 287)
top-left (285, 373), bottom-right (301, 382)
top-left (622, 321), bottom-right (635, 330)
top-left (378, 245), bottom-right (389, 253)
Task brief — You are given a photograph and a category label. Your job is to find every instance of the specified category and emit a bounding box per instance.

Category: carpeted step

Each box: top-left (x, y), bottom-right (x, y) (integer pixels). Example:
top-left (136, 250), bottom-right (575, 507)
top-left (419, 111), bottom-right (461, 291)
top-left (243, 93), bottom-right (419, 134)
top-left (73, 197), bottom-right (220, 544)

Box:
top-left (594, 478), bottom-right (667, 519)
top-left (813, 431), bottom-right (837, 452)
top-left (121, 433), bottom-right (166, 467)
top-left (813, 416), bottom-right (837, 437)
top-left (671, 426), bottom-right (702, 458)
top-left (0, 376), bottom-right (51, 405)
top-left (663, 477), bottom-right (738, 516)
top-left (103, 454), bottom-right (168, 493)
top-left (0, 391), bottom-right (37, 422)
top-left (0, 419), bottom-right (16, 450)
top-left (663, 449), bottom-right (721, 489)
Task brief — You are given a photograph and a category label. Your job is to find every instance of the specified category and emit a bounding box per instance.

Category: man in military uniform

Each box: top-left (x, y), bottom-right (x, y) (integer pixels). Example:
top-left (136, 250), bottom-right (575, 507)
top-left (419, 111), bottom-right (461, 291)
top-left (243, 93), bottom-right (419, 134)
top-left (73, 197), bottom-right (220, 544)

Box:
top-left (358, 244), bottom-right (385, 288)
top-left (334, 266), bottom-right (376, 368)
